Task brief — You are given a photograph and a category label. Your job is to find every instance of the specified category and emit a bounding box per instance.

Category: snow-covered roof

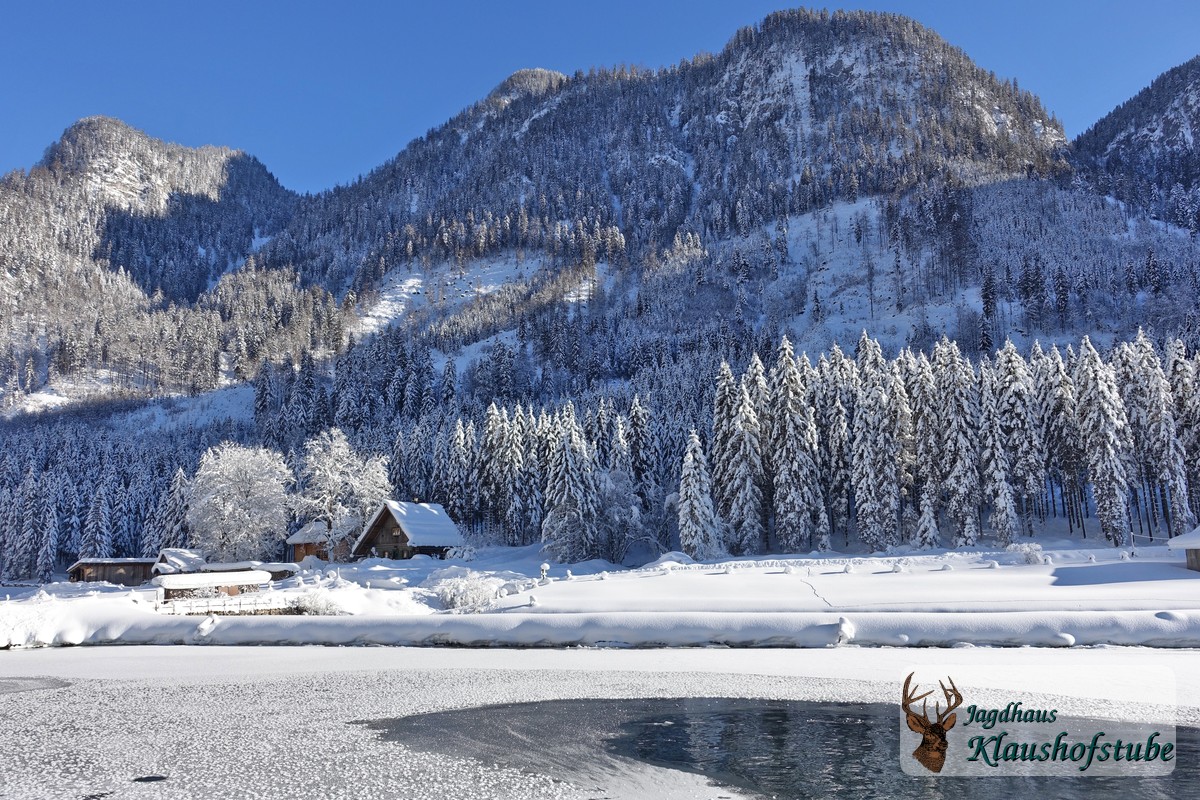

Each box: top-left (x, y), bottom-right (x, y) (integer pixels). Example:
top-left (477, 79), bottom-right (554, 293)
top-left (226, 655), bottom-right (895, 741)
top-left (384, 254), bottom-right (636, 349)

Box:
top-left (202, 561), bottom-right (298, 574)
top-left (1167, 527), bottom-right (1200, 550)
top-left (287, 521), bottom-right (329, 545)
top-left (153, 570), bottom-right (272, 590)
top-left (354, 501), bottom-right (464, 552)
top-left (153, 548), bottom-right (207, 575)
top-left (68, 558), bottom-right (156, 571)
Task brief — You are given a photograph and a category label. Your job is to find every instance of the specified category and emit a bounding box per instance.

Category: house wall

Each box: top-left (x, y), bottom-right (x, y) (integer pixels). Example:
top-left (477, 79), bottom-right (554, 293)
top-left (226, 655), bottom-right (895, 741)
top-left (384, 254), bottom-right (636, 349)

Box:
top-left (291, 542), bottom-right (325, 562)
top-left (71, 563), bottom-right (154, 586)
top-left (360, 516), bottom-right (412, 559)
top-left (1187, 549), bottom-right (1200, 572)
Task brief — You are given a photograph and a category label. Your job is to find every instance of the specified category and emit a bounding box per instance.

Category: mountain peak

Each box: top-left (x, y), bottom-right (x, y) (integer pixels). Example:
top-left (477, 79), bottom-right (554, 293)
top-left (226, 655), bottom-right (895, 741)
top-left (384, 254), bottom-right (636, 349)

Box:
top-left (486, 68), bottom-right (568, 108)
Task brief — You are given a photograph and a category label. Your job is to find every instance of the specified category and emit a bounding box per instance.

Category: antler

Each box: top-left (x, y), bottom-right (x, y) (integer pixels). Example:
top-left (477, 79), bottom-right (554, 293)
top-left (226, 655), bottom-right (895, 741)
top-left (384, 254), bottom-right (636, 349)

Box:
top-left (936, 676), bottom-right (963, 724)
top-left (902, 671), bottom-right (934, 721)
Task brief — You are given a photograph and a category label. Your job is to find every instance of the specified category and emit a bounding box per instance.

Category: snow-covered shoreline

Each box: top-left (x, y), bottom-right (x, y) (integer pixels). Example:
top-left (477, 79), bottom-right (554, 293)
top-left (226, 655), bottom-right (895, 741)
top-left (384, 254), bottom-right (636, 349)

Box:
top-left (5, 543), bottom-right (1200, 649)
top-left (8, 604), bottom-right (1200, 649)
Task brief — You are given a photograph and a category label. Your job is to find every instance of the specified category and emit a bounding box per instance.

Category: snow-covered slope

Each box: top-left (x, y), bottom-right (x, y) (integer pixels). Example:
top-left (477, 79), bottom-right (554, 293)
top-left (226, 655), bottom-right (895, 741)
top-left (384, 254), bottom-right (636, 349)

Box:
top-left (1074, 55), bottom-right (1200, 230)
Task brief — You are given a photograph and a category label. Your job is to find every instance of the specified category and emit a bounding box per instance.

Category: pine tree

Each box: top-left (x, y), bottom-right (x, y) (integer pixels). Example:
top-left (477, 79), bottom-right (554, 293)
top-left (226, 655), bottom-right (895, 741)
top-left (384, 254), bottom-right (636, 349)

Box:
top-left (627, 394), bottom-right (657, 491)
top-left (516, 407), bottom-right (544, 545)
top-left (979, 365), bottom-right (1018, 545)
top-left (161, 468), bottom-right (192, 550)
top-left (726, 384), bottom-right (764, 554)
top-left (678, 430), bottom-right (723, 560)
top-left (852, 382), bottom-right (898, 551)
top-left (37, 491), bottom-right (59, 583)
top-left (8, 471), bottom-right (39, 578)
top-left (110, 480), bottom-right (136, 557)
top-left (446, 419), bottom-right (474, 524)
top-left (1133, 332), bottom-right (1193, 537)
top-left (597, 415), bottom-right (643, 562)
top-left (81, 484), bottom-right (113, 559)
top-left (542, 407), bottom-right (601, 562)
top-left (995, 340), bottom-right (1045, 534)
top-left (909, 352), bottom-right (943, 511)
top-left (913, 489), bottom-right (940, 549)
top-left (1041, 346), bottom-right (1086, 534)
top-left (711, 362), bottom-right (740, 519)
top-left (770, 337), bottom-right (827, 552)
top-left (937, 339), bottom-right (980, 547)
top-left (1074, 337), bottom-right (1132, 545)
top-left (888, 363), bottom-right (917, 520)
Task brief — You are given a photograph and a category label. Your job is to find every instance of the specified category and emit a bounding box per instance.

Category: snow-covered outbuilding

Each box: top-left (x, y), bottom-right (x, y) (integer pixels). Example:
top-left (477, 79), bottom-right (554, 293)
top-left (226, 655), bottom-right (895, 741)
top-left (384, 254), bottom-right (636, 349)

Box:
top-left (152, 569), bottom-right (271, 600)
top-left (286, 521), bottom-right (335, 562)
top-left (202, 560), bottom-right (298, 581)
top-left (68, 558), bottom-right (157, 586)
top-left (351, 501), bottom-right (464, 560)
top-left (153, 548), bottom-right (207, 576)
top-left (1167, 527), bottom-right (1200, 571)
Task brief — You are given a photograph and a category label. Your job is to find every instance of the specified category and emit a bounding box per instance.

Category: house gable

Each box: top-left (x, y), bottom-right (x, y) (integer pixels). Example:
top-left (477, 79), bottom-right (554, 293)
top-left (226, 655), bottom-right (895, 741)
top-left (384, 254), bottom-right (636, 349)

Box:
top-left (351, 501), bottom-right (462, 559)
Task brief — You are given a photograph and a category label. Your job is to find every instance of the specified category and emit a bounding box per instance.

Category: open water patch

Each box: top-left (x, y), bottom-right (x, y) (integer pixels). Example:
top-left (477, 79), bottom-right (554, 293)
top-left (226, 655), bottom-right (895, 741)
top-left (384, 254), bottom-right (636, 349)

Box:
top-left (362, 697), bottom-right (1196, 798)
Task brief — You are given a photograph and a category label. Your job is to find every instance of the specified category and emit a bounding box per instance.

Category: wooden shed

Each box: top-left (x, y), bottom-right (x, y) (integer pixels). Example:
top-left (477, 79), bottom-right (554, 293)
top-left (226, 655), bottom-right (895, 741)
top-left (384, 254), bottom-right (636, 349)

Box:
top-left (1167, 527), bottom-right (1200, 571)
top-left (153, 548), bottom-right (207, 576)
top-left (67, 558), bottom-right (157, 586)
top-left (152, 569), bottom-right (271, 600)
top-left (286, 521), bottom-right (336, 562)
top-left (351, 501), bottom-right (464, 560)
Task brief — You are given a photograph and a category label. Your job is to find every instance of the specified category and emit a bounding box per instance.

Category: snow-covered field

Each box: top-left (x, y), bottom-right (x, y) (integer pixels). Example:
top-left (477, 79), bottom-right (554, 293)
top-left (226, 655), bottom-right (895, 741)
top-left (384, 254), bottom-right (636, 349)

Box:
top-left (0, 645), bottom-right (1196, 799)
top-left (4, 540), bottom-right (1200, 648)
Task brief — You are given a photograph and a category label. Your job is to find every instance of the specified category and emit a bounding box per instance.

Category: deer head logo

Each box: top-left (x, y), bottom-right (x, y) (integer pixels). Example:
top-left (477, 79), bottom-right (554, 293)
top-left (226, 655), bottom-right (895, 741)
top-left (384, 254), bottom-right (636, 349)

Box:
top-left (902, 672), bottom-right (962, 773)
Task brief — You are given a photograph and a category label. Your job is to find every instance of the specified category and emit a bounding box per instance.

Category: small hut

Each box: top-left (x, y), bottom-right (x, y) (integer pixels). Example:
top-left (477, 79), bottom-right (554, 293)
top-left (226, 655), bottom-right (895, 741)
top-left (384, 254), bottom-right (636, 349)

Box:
top-left (67, 558), bottom-right (157, 586)
top-left (351, 501), bottom-right (464, 560)
top-left (152, 569), bottom-right (271, 600)
top-left (286, 521), bottom-right (332, 562)
top-left (1167, 527), bottom-right (1200, 571)
top-left (153, 548), bottom-right (207, 576)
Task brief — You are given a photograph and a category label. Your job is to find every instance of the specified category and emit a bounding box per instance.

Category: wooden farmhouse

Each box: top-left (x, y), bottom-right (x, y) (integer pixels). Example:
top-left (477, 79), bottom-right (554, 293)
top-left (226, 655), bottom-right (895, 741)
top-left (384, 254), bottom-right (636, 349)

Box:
top-left (68, 558), bottom-right (157, 586)
top-left (1167, 527), bottom-right (1200, 571)
top-left (152, 569), bottom-right (271, 601)
top-left (351, 501), bottom-right (464, 560)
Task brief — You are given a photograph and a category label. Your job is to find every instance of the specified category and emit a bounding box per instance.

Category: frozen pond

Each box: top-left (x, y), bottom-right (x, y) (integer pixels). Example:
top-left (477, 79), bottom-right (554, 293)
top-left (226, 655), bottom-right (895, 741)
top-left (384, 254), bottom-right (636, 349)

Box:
top-left (2, 646), bottom-right (1198, 798)
top-left (366, 697), bottom-right (1194, 799)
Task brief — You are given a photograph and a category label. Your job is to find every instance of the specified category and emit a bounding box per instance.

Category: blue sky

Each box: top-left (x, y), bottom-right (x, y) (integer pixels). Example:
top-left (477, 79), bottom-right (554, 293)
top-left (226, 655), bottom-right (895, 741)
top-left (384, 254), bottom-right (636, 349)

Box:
top-left (2, 1), bottom-right (1197, 194)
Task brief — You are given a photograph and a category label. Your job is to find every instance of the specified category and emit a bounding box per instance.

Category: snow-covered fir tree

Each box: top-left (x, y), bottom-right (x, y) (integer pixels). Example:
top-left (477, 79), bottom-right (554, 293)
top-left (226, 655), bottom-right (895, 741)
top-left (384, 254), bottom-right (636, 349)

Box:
top-left (1073, 337), bottom-right (1133, 545)
top-left (726, 384), bottom-right (765, 554)
top-left (979, 364), bottom-right (1018, 545)
top-left (852, 381), bottom-right (898, 551)
top-left (678, 429), bottom-right (724, 560)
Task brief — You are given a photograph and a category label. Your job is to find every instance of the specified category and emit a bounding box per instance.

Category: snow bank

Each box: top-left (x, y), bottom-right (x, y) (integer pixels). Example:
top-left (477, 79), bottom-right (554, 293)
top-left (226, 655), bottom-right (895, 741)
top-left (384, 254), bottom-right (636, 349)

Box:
top-left (6, 543), bottom-right (1200, 650)
top-left (7, 600), bottom-right (1200, 649)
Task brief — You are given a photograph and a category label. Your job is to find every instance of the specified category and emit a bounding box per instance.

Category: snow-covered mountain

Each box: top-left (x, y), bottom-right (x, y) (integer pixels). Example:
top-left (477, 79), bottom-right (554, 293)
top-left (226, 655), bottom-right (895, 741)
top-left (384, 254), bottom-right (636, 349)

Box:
top-left (4, 115), bottom-right (295, 302)
top-left (256, 9), bottom-right (1068, 292)
top-left (1073, 55), bottom-right (1200, 229)
top-left (0, 117), bottom-right (341, 401)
